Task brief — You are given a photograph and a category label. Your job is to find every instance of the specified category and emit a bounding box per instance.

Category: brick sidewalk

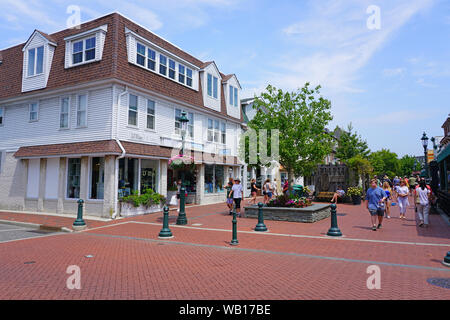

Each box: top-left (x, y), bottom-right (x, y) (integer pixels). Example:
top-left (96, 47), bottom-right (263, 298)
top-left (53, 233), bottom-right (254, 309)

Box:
top-left (0, 197), bottom-right (449, 300)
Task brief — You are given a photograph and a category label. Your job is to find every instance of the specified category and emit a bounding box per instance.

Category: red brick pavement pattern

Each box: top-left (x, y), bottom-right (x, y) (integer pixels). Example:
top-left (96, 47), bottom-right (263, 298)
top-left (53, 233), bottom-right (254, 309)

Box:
top-left (0, 231), bottom-right (449, 300)
top-left (0, 196), bottom-right (449, 300)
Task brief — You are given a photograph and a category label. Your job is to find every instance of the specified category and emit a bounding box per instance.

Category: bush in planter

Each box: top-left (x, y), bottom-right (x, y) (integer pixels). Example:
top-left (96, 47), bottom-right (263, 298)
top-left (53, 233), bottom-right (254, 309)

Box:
top-left (120, 188), bottom-right (166, 208)
top-left (347, 187), bottom-right (363, 197)
top-left (347, 186), bottom-right (363, 204)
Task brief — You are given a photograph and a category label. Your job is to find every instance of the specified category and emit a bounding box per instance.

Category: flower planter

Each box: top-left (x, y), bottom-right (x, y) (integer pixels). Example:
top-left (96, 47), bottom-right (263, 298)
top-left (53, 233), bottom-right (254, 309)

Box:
top-left (351, 195), bottom-right (362, 205)
top-left (120, 202), bottom-right (163, 217)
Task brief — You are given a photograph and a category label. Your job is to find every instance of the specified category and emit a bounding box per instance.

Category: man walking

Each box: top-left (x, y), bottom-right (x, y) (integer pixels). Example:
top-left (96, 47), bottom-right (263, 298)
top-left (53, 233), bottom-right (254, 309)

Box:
top-left (366, 179), bottom-right (387, 231)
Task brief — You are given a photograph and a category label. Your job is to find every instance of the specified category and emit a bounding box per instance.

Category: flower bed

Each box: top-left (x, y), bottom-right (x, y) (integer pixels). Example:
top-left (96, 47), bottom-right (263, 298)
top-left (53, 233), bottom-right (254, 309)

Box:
top-left (267, 194), bottom-right (312, 208)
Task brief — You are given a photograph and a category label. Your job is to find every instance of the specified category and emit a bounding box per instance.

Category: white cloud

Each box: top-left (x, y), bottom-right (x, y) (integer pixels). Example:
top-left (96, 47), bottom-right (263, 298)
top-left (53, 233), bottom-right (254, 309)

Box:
top-left (243, 0), bottom-right (435, 99)
top-left (0, 0), bottom-right (59, 27)
top-left (383, 68), bottom-right (405, 77)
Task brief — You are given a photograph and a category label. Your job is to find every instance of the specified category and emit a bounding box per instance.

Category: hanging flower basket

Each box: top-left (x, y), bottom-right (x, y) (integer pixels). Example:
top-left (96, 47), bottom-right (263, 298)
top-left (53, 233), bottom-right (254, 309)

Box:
top-left (168, 154), bottom-right (195, 170)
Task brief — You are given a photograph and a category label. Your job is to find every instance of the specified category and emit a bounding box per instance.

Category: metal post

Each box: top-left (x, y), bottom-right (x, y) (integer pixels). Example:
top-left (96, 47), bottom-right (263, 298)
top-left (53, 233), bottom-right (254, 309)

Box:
top-left (443, 252), bottom-right (450, 267)
top-left (176, 182), bottom-right (187, 225)
top-left (159, 205), bottom-right (173, 238)
top-left (231, 204), bottom-right (239, 246)
top-left (73, 199), bottom-right (87, 231)
top-left (327, 203), bottom-right (342, 237)
top-left (255, 202), bottom-right (268, 232)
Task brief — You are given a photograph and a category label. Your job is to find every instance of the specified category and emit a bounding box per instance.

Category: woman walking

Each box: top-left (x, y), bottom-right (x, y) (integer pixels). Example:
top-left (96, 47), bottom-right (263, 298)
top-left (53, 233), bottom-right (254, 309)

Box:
top-left (248, 178), bottom-right (259, 205)
top-left (397, 179), bottom-right (409, 219)
top-left (382, 182), bottom-right (392, 219)
top-left (415, 180), bottom-right (431, 227)
top-left (263, 179), bottom-right (273, 204)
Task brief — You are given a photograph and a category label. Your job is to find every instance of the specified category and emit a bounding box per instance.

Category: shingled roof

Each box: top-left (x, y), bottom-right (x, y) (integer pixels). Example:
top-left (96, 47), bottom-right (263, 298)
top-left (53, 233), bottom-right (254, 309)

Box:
top-left (0, 13), bottom-right (243, 123)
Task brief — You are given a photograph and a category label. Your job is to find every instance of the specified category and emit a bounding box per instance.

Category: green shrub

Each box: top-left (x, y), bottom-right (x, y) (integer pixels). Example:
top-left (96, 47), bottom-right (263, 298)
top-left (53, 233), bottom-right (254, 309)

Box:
top-left (120, 188), bottom-right (166, 208)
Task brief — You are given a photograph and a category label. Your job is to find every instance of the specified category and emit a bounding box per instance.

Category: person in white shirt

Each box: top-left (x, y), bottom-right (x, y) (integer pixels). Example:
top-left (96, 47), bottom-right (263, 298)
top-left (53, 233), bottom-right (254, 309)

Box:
top-left (397, 179), bottom-right (409, 219)
top-left (230, 178), bottom-right (244, 217)
top-left (415, 180), bottom-right (431, 227)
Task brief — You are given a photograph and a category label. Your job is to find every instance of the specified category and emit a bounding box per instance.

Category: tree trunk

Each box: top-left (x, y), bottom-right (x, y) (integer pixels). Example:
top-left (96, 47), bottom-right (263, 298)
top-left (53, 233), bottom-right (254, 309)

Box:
top-left (288, 168), bottom-right (295, 194)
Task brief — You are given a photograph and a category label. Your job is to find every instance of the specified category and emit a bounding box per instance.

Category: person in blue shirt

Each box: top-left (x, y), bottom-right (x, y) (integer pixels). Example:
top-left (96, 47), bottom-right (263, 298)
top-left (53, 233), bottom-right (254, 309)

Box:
top-left (366, 179), bottom-right (387, 231)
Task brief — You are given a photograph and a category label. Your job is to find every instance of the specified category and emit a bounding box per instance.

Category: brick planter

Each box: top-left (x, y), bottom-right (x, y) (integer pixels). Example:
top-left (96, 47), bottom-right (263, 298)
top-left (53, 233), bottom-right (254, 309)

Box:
top-left (243, 203), bottom-right (331, 223)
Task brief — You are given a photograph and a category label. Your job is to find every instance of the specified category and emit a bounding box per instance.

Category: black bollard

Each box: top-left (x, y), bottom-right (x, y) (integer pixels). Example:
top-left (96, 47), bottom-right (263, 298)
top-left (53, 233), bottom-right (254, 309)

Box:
top-left (327, 203), bottom-right (342, 237)
top-left (158, 205), bottom-right (173, 239)
top-left (72, 199), bottom-right (87, 231)
top-left (254, 202), bottom-right (268, 232)
top-left (231, 204), bottom-right (239, 246)
top-left (443, 251), bottom-right (450, 267)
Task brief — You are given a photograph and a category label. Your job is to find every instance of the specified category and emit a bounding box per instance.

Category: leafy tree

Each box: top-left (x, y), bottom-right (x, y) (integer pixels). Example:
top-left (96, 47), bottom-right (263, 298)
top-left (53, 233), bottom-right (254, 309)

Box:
top-left (347, 155), bottom-right (373, 192)
top-left (335, 123), bottom-right (370, 162)
top-left (398, 155), bottom-right (422, 177)
top-left (240, 83), bottom-right (334, 190)
top-left (369, 149), bottom-right (400, 178)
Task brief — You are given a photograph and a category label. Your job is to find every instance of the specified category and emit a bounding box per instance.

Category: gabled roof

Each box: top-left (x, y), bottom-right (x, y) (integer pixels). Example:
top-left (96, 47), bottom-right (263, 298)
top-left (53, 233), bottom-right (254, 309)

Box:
top-left (200, 61), bottom-right (222, 79)
top-left (22, 29), bottom-right (57, 51)
top-left (221, 73), bottom-right (241, 89)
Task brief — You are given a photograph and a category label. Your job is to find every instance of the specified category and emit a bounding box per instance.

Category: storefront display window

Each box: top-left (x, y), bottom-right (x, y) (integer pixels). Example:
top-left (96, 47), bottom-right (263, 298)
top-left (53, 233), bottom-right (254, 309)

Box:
top-left (118, 158), bottom-right (139, 198)
top-left (205, 164), bottom-right (225, 194)
top-left (141, 159), bottom-right (158, 193)
top-left (67, 158), bottom-right (81, 199)
top-left (90, 157), bottom-right (104, 199)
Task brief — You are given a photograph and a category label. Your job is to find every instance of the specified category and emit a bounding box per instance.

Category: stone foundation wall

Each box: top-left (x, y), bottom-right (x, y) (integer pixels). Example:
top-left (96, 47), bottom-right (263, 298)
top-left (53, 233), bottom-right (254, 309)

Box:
top-left (243, 203), bottom-right (331, 223)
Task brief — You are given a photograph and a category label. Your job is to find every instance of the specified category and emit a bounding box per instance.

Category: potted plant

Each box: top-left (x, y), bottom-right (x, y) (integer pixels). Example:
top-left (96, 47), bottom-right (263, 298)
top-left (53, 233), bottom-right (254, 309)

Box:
top-left (119, 188), bottom-right (166, 217)
top-left (168, 154), bottom-right (195, 171)
top-left (347, 186), bottom-right (363, 205)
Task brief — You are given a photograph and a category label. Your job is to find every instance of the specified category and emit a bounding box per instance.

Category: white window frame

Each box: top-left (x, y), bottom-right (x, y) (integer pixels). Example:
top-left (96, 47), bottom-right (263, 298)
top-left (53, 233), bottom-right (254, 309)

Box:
top-left (29, 102), bottom-right (39, 122)
top-left (27, 46), bottom-right (44, 77)
top-left (132, 37), bottom-right (197, 90)
top-left (128, 94), bottom-right (139, 127)
top-left (229, 85), bottom-right (234, 106)
top-left (59, 96), bottom-right (70, 129)
top-left (175, 108), bottom-right (194, 139)
top-left (146, 99), bottom-right (156, 131)
top-left (72, 36), bottom-right (96, 66)
top-left (178, 64), bottom-right (185, 84)
top-left (76, 94), bottom-right (88, 128)
top-left (207, 118), bottom-right (226, 144)
top-left (0, 107), bottom-right (4, 126)
top-left (168, 59), bottom-right (176, 80)
top-left (234, 87), bottom-right (238, 107)
top-left (159, 54), bottom-right (167, 76)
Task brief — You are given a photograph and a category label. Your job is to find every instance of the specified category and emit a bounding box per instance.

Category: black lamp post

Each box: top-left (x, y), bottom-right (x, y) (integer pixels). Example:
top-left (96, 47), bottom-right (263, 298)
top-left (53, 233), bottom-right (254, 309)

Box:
top-left (421, 132), bottom-right (429, 178)
top-left (176, 111), bottom-right (189, 225)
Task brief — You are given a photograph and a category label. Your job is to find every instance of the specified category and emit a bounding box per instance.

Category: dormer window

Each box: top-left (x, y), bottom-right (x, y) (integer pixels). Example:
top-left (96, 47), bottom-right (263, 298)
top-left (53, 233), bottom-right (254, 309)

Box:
top-left (72, 36), bottom-right (96, 65)
top-left (229, 85), bottom-right (239, 107)
top-left (64, 24), bottom-right (107, 69)
top-left (159, 54), bottom-right (167, 76)
top-left (27, 46), bottom-right (44, 77)
top-left (207, 73), bottom-right (218, 99)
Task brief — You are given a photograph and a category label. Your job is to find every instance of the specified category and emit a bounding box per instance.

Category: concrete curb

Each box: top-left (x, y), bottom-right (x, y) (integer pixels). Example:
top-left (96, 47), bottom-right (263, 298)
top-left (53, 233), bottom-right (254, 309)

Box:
top-left (0, 219), bottom-right (73, 233)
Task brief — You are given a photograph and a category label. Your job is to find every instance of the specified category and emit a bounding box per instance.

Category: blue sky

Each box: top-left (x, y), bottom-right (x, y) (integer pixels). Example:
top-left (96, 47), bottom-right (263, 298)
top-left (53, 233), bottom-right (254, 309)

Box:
top-left (1, 0), bottom-right (449, 157)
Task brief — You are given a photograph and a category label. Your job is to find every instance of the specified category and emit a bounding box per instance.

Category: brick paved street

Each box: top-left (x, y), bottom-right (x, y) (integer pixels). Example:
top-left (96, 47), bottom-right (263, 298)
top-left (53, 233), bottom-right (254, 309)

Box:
top-left (0, 197), bottom-right (449, 300)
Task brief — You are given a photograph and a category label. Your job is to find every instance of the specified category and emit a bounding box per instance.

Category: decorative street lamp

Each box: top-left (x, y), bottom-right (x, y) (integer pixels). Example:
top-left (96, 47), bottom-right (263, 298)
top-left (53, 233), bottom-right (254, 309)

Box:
top-left (421, 132), bottom-right (429, 178)
top-left (176, 111), bottom-right (189, 225)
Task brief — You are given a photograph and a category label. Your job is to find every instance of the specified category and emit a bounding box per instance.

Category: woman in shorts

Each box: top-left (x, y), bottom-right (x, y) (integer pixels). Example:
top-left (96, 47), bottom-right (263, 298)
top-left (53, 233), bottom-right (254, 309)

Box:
top-left (225, 177), bottom-right (234, 215)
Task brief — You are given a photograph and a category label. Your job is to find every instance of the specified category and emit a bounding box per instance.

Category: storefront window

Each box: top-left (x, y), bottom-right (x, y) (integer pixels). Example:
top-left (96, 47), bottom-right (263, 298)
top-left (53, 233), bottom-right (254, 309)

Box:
top-left (118, 158), bottom-right (139, 198)
top-left (204, 164), bottom-right (225, 194)
top-left (90, 157), bottom-right (104, 199)
top-left (141, 159), bottom-right (158, 193)
top-left (67, 158), bottom-right (81, 199)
